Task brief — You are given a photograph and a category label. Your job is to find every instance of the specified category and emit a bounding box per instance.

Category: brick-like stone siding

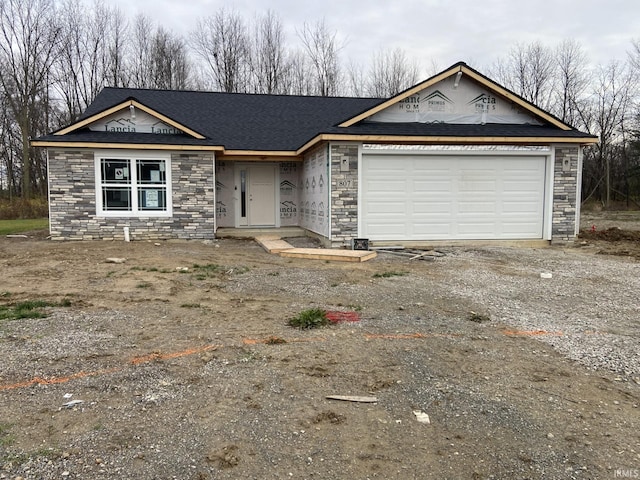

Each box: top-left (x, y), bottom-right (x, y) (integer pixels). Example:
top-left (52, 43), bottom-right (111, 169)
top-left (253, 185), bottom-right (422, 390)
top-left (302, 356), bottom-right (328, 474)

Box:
top-left (48, 149), bottom-right (215, 240)
top-left (551, 146), bottom-right (580, 244)
top-left (330, 143), bottom-right (359, 247)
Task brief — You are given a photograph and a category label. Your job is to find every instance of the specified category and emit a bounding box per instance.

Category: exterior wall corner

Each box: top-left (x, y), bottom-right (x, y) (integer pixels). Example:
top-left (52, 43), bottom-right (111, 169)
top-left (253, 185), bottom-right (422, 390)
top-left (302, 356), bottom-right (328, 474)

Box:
top-left (551, 145), bottom-right (580, 244)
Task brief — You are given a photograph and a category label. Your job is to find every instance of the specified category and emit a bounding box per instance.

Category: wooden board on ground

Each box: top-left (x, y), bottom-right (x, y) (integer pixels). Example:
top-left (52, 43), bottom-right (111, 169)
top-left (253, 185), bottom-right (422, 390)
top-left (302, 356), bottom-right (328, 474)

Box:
top-left (255, 236), bottom-right (295, 254)
top-left (279, 248), bottom-right (377, 263)
top-left (326, 395), bottom-right (378, 403)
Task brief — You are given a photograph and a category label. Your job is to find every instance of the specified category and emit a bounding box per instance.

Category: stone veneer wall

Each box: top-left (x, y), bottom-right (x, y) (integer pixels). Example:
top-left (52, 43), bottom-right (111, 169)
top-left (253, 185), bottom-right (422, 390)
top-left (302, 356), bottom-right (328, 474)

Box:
top-left (48, 149), bottom-right (215, 240)
top-left (551, 146), bottom-right (580, 244)
top-left (329, 143), bottom-right (359, 247)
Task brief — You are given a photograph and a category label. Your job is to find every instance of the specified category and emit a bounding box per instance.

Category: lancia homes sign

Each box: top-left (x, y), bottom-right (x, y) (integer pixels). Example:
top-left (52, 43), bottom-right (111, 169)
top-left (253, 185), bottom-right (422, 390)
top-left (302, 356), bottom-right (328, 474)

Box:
top-left (90, 109), bottom-right (182, 135)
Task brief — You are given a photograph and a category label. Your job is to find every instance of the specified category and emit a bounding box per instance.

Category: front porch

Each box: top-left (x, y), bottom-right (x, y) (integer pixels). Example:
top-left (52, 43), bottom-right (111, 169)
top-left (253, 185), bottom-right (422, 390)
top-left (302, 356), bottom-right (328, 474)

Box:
top-left (215, 226), bottom-right (306, 239)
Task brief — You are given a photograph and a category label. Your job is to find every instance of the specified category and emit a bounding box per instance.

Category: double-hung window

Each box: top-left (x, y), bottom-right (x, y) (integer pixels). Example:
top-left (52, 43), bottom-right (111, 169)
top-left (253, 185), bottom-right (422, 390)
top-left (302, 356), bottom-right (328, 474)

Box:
top-left (95, 151), bottom-right (172, 217)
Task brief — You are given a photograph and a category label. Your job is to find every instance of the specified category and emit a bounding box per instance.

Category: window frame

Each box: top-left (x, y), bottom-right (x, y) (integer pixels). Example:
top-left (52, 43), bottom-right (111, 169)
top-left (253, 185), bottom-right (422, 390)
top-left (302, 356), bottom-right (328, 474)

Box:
top-left (94, 150), bottom-right (172, 217)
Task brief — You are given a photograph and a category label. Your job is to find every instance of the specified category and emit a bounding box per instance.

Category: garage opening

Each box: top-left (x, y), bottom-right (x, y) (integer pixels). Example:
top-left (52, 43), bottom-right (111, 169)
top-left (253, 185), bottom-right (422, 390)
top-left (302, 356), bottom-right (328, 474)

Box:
top-left (360, 146), bottom-right (549, 241)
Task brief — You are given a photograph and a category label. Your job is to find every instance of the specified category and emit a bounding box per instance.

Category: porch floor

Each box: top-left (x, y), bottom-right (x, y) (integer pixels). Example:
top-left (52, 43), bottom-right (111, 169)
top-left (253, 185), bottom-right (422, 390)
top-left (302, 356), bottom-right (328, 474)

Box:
top-left (215, 227), bottom-right (306, 239)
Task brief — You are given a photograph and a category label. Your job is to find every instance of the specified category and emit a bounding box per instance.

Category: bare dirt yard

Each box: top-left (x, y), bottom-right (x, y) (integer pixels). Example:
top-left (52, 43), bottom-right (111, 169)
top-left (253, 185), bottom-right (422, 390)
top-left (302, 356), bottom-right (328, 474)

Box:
top-left (1, 212), bottom-right (639, 480)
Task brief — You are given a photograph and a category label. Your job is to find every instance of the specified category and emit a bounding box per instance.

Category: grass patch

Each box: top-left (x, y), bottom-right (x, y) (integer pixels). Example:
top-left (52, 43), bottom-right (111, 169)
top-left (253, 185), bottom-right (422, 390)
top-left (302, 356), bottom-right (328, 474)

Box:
top-left (190, 263), bottom-right (249, 280)
top-left (180, 303), bottom-right (201, 308)
top-left (0, 218), bottom-right (48, 235)
top-left (0, 300), bottom-right (49, 320)
top-left (136, 282), bottom-right (152, 289)
top-left (0, 423), bottom-right (14, 447)
top-left (288, 308), bottom-right (329, 330)
top-left (468, 311), bottom-right (491, 323)
top-left (0, 298), bottom-right (73, 321)
top-left (192, 263), bottom-right (222, 280)
top-left (373, 271), bottom-right (408, 279)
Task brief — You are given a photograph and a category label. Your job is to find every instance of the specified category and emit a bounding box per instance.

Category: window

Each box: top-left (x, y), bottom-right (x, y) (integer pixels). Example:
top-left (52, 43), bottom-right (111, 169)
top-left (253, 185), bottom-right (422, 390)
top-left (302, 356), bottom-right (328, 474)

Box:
top-left (95, 151), bottom-right (171, 217)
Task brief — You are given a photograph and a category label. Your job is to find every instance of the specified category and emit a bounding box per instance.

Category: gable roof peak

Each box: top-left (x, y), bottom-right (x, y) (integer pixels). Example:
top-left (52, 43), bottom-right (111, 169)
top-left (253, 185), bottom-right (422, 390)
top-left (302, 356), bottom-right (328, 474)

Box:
top-left (338, 61), bottom-right (577, 131)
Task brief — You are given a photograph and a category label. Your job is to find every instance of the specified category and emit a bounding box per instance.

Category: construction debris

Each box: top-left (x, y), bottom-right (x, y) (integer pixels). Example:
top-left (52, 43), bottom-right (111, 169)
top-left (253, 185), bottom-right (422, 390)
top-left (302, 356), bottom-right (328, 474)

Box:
top-left (105, 257), bottom-right (126, 264)
top-left (373, 248), bottom-right (445, 260)
top-left (326, 395), bottom-right (378, 403)
top-left (413, 410), bottom-right (431, 424)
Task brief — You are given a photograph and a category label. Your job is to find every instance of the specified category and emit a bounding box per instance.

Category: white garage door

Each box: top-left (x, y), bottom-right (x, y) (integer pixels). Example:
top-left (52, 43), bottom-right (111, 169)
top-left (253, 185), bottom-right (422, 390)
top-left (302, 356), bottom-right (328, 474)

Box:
top-left (361, 153), bottom-right (547, 241)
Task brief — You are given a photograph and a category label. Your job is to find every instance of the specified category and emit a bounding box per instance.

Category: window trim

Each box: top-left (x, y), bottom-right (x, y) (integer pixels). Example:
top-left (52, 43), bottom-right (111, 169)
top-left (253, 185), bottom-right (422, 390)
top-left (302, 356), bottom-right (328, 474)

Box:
top-left (95, 150), bottom-right (172, 217)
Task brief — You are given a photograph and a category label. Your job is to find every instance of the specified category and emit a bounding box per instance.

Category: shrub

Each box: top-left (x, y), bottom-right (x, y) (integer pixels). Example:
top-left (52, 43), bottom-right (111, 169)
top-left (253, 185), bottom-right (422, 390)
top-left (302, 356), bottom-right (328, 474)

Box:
top-left (0, 197), bottom-right (48, 220)
top-left (287, 308), bottom-right (329, 329)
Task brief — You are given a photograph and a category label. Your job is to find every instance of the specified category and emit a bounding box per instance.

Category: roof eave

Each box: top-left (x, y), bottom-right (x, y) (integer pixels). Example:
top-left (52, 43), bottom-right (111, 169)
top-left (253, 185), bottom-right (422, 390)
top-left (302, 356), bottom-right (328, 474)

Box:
top-left (31, 140), bottom-right (224, 152)
top-left (297, 133), bottom-right (598, 154)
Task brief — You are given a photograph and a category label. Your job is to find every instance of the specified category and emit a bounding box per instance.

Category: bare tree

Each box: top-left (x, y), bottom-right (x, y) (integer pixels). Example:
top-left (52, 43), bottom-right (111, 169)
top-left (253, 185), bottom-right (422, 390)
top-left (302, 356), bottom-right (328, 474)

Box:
top-left (298, 19), bottom-right (341, 96)
top-left (54, 0), bottom-right (127, 123)
top-left (125, 15), bottom-right (191, 90)
top-left (345, 58), bottom-right (366, 97)
top-left (0, 0), bottom-right (61, 197)
top-left (629, 39), bottom-right (640, 71)
top-left (190, 9), bottom-right (250, 92)
top-left (104, 5), bottom-right (128, 89)
top-left (366, 48), bottom-right (420, 98)
top-left (127, 14), bottom-right (154, 88)
top-left (492, 41), bottom-right (556, 110)
top-left (286, 49), bottom-right (314, 95)
top-left (0, 95), bottom-right (22, 197)
top-left (554, 39), bottom-right (589, 127)
top-left (149, 27), bottom-right (191, 90)
top-left (249, 10), bottom-right (289, 94)
top-left (578, 60), bottom-right (637, 206)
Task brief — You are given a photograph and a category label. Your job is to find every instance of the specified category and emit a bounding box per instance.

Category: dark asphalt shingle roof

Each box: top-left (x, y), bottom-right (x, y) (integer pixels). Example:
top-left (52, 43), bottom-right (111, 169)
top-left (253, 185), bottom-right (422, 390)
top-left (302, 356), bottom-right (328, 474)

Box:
top-left (38, 84), bottom-right (596, 151)
top-left (77, 88), bottom-right (385, 151)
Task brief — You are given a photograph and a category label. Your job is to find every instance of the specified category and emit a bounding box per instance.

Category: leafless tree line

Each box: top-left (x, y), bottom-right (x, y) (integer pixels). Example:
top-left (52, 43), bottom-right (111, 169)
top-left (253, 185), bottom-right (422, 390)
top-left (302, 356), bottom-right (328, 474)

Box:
top-left (0, 0), bottom-right (639, 209)
top-left (490, 40), bottom-right (640, 207)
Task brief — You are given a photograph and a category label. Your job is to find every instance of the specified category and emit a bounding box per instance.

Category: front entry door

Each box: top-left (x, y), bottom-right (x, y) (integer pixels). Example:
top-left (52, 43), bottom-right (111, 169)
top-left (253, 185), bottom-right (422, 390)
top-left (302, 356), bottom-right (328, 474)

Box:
top-left (239, 164), bottom-right (277, 227)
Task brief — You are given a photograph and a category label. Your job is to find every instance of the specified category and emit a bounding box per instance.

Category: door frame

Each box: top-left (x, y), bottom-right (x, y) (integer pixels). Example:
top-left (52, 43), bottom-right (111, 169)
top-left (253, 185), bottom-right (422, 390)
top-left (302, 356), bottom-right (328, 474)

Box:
top-left (234, 163), bottom-right (280, 228)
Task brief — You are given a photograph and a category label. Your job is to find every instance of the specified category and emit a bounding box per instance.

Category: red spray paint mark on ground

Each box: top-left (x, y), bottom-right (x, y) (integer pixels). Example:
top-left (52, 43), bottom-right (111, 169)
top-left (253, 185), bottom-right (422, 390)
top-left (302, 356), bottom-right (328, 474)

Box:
top-left (0, 344), bottom-right (219, 392)
top-left (325, 311), bottom-right (361, 323)
top-left (503, 330), bottom-right (563, 337)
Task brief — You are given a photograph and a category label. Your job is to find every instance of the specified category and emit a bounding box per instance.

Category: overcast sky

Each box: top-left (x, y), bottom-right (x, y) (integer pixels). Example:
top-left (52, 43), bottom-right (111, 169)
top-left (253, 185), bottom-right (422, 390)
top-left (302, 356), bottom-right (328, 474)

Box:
top-left (109, 0), bottom-right (639, 75)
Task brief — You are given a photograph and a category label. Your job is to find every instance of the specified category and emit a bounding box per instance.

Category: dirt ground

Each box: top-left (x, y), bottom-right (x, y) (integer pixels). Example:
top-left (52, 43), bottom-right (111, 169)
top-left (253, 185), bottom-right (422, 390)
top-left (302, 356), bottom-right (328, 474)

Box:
top-left (0, 212), bottom-right (639, 480)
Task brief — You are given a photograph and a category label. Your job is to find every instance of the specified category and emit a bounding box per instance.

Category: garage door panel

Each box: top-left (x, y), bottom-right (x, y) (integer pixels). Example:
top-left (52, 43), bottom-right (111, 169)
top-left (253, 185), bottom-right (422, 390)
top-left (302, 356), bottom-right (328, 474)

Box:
top-left (502, 201), bottom-right (540, 213)
top-left (412, 223), bottom-right (452, 236)
top-left (366, 180), bottom-right (406, 191)
top-left (366, 223), bottom-right (408, 236)
top-left (362, 154), bottom-right (546, 241)
top-left (413, 201), bottom-right (452, 214)
top-left (458, 201), bottom-right (497, 214)
top-left (458, 222), bottom-right (497, 235)
top-left (367, 202), bottom-right (406, 214)
top-left (414, 180), bottom-right (452, 191)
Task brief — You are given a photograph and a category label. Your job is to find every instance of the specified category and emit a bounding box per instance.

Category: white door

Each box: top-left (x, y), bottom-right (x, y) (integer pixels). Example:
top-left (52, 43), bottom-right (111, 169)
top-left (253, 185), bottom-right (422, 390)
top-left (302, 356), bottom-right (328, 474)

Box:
top-left (242, 164), bottom-right (276, 227)
top-left (361, 154), bottom-right (546, 241)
